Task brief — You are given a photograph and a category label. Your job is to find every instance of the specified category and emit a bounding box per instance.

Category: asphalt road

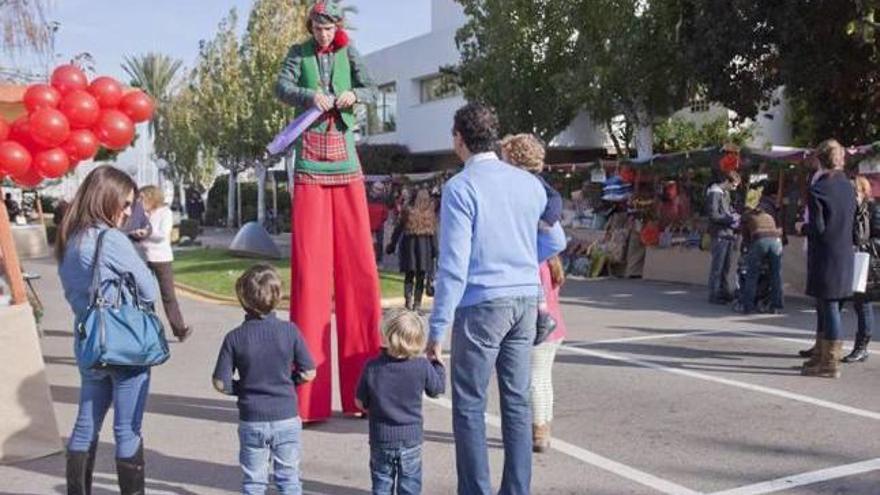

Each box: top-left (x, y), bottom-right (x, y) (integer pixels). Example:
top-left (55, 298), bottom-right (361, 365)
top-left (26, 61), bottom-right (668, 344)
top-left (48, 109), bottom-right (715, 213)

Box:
top-left (1, 257), bottom-right (878, 494)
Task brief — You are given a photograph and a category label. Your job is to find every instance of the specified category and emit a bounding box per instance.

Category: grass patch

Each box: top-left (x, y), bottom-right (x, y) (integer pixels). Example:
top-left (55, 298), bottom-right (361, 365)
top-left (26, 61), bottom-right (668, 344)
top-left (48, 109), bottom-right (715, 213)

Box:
top-left (173, 248), bottom-right (404, 301)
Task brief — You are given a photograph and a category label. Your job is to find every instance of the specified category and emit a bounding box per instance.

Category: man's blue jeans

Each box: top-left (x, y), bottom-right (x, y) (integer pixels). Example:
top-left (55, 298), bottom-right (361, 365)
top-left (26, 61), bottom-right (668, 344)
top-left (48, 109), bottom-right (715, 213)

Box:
top-left (709, 236), bottom-right (738, 301)
top-left (238, 417), bottom-right (303, 495)
top-left (451, 297), bottom-right (537, 495)
top-left (68, 367), bottom-right (150, 458)
top-left (740, 237), bottom-right (784, 312)
top-left (369, 443), bottom-right (422, 495)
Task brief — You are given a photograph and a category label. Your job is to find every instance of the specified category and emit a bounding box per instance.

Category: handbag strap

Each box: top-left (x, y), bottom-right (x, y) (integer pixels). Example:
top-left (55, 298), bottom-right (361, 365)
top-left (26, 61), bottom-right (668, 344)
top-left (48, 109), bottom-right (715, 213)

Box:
top-left (88, 229), bottom-right (112, 305)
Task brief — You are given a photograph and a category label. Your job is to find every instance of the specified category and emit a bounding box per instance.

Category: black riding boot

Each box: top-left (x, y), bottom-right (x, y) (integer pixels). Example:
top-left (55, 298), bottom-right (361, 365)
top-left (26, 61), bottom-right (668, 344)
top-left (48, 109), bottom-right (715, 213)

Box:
top-left (843, 336), bottom-right (871, 363)
top-left (66, 450), bottom-right (89, 495)
top-left (116, 443), bottom-right (145, 495)
top-left (413, 273), bottom-right (425, 313)
top-left (404, 277), bottom-right (415, 310)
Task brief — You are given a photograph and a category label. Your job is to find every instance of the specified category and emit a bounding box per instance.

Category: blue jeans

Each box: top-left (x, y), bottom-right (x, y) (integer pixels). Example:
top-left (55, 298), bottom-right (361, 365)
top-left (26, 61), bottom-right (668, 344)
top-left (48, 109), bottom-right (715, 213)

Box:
top-left (68, 367), bottom-right (150, 458)
top-left (817, 299), bottom-right (844, 340)
top-left (370, 443), bottom-right (422, 495)
top-left (709, 236), bottom-right (738, 301)
top-left (238, 417), bottom-right (303, 495)
top-left (451, 297), bottom-right (537, 495)
top-left (740, 238), bottom-right (784, 312)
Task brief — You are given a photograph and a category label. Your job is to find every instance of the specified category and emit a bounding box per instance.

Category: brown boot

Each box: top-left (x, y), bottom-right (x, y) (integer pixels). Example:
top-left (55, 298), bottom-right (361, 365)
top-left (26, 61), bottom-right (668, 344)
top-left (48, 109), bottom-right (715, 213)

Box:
top-left (802, 340), bottom-right (842, 379)
top-left (532, 423), bottom-right (551, 453)
top-left (800, 339), bottom-right (825, 373)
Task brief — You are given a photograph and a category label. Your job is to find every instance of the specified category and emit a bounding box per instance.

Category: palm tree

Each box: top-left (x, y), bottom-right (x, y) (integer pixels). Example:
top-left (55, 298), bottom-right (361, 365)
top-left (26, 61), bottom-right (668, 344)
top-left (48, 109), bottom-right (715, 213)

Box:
top-left (122, 53), bottom-right (184, 138)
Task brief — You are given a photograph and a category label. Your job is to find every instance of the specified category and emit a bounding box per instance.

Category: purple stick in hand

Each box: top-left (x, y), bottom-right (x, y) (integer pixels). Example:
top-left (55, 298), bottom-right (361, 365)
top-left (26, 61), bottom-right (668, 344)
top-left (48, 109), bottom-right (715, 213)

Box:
top-left (267, 107), bottom-right (324, 155)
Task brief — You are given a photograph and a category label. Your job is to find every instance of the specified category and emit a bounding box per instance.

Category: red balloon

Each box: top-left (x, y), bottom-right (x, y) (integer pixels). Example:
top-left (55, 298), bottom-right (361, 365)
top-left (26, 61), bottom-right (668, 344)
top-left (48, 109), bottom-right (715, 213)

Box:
top-left (60, 90), bottom-right (101, 129)
top-left (61, 129), bottom-right (100, 162)
top-left (13, 167), bottom-right (44, 188)
top-left (29, 108), bottom-right (71, 148)
top-left (0, 117), bottom-right (9, 141)
top-left (10, 116), bottom-right (32, 145)
top-left (33, 148), bottom-right (70, 179)
top-left (0, 141), bottom-right (33, 177)
top-left (23, 84), bottom-right (62, 112)
top-left (51, 65), bottom-right (89, 96)
top-left (93, 109), bottom-right (135, 150)
top-left (119, 90), bottom-right (155, 123)
top-left (89, 77), bottom-right (125, 108)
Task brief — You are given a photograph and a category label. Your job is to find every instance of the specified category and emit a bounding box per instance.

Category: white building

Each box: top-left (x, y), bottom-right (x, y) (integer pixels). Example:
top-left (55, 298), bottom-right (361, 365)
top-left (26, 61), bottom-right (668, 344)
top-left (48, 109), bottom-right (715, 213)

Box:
top-left (361, 0), bottom-right (793, 169)
top-left (360, 0), bottom-right (609, 170)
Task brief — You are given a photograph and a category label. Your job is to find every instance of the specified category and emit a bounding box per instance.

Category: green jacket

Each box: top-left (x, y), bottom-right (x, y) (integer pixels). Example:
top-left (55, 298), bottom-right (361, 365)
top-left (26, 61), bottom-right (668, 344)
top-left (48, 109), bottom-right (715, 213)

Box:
top-left (275, 39), bottom-right (375, 129)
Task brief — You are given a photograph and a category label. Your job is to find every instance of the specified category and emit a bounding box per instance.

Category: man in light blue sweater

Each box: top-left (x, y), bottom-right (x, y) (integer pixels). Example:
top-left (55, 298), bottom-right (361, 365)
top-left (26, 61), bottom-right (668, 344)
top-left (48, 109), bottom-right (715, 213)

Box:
top-left (427, 103), bottom-right (567, 495)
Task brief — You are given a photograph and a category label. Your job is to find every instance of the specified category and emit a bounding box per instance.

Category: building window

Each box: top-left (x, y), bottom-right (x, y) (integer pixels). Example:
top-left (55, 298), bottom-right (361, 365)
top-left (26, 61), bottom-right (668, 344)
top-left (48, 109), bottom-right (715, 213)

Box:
top-left (368, 82), bottom-right (397, 135)
top-left (689, 97), bottom-right (710, 113)
top-left (420, 73), bottom-right (460, 103)
top-left (359, 82), bottom-right (397, 137)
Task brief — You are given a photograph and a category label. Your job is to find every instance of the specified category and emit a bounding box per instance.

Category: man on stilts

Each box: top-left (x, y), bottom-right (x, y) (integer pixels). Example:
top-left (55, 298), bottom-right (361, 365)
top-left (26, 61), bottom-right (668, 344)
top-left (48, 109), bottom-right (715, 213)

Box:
top-left (275, 1), bottom-right (381, 422)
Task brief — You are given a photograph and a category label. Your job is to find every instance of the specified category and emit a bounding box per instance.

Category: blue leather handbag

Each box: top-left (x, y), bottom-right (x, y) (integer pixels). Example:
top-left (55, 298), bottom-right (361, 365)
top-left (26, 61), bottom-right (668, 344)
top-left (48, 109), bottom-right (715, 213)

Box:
top-left (75, 229), bottom-right (170, 370)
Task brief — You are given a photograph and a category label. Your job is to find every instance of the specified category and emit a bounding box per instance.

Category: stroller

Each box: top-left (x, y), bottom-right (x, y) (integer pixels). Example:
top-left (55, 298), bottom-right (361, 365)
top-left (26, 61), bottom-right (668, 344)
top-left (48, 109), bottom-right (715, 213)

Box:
top-left (735, 245), bottom-right (774, 313)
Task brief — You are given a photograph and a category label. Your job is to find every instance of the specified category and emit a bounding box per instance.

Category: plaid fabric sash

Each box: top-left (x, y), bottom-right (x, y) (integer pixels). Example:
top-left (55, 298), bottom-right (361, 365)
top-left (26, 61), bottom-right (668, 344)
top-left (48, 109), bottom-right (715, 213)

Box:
top-left (302, 112), bottom-right (349, 163)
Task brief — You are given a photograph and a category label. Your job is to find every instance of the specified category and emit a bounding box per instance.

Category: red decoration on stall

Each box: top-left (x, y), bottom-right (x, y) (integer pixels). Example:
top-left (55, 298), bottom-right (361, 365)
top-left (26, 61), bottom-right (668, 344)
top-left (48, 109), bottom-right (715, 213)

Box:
top-left (0, 117), bottom-right (9, 141)
top-left (619, 166), bottom-right (636, 184)
top-left (719, 152), bottom-right (740, 173)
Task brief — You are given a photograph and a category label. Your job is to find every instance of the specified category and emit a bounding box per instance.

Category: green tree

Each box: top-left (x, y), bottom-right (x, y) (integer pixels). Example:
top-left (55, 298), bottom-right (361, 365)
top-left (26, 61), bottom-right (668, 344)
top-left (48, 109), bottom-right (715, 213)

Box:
top-left (239, 0), bottom-right (307, 225)
top-left (683, 0), bottom-right (880, 146)
top-left (122, 53), bottom-right (184, 139)
top-left (570, 0), bottom-right (692, 158)
top-left (653, 115), bottom-right (754, 154)
top-left (191, 10), bottom-right (249, 227)
top-left (451, 0), bottom-right (582, 143)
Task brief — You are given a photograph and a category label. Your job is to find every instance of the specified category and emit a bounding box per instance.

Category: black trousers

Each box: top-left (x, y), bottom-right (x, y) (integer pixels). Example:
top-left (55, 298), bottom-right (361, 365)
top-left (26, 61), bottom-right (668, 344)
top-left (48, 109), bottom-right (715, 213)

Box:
top-left (148, 261), bottom-right (187, 335)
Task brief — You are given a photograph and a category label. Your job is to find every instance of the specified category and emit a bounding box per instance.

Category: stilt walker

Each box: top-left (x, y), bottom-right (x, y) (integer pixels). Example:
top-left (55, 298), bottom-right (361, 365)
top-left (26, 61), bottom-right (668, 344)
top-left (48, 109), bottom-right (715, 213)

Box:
top-left (276, 1), bottom-right (381, 422)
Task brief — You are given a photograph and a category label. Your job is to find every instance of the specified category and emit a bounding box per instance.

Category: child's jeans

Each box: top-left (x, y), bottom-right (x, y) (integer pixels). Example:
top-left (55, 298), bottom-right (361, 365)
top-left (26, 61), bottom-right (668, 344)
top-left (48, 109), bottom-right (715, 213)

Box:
top-left (370, 443), bottom-right (422, 495)
top-left (238, 417), bottom-right (303, 495)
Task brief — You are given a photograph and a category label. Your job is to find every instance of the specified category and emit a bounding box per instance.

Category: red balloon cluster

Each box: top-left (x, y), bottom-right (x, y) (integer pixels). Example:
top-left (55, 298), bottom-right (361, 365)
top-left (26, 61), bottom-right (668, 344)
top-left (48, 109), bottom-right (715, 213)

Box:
top-left (0, 65), bottom-right (155, 188)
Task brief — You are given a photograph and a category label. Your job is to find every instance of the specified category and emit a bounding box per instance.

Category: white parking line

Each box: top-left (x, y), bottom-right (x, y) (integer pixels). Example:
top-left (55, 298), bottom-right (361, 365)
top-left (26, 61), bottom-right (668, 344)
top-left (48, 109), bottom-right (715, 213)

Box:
top-left (573, 330), bottom-right (727, 346)
top-left (709, 458), bottom-right (880, 495)
top-left (558, 345), bottom-right (880, 421)
top-left (426, 397), bottom-right (702, 495)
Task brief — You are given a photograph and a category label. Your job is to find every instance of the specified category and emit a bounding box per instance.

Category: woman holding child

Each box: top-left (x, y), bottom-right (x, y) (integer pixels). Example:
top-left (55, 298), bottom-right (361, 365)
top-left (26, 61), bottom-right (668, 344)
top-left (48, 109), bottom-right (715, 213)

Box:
top-left (500, 134), bottom-right (569, 453)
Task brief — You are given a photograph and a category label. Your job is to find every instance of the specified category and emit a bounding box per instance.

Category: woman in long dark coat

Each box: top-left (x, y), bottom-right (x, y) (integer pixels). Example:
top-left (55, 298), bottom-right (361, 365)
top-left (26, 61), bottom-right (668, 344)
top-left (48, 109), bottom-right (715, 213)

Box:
top-left (802, 139), bottom-right (856, 378)
top-left (387, 188), bottom-right (438, 311)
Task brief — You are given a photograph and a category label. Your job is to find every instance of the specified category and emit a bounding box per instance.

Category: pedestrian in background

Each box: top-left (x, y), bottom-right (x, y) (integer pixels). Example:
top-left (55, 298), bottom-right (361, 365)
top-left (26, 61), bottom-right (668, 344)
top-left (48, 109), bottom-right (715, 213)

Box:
top-left (706, 170), bottom-right (742, 304)
top-left (387, 188), bottom-right (438, 312)
top-left (844, 175), bottom-right (877, 363)
top-left (801, 139), bottom-right (856, 379)
top-left (139, 185), bottom-right (193, 342)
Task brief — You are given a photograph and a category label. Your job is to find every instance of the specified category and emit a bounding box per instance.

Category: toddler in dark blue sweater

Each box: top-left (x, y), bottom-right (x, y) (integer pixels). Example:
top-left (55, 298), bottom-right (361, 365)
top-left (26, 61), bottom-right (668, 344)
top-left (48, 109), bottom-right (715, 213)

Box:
top-left (356, 311), bottom-right (445, 495)
top-left (212, 264), bottom-right (316, 495)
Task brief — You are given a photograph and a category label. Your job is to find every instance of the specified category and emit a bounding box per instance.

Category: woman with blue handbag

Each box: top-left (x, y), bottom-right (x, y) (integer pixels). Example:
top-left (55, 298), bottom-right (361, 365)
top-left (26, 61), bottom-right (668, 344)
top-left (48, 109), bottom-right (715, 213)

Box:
top-left (57, 165), bottom-right (168, 495)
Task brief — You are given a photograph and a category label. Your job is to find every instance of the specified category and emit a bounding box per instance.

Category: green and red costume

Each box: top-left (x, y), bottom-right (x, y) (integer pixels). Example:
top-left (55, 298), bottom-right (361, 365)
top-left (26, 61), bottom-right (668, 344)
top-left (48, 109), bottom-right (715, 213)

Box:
top-left (276, 16), bottom-right (381, 422)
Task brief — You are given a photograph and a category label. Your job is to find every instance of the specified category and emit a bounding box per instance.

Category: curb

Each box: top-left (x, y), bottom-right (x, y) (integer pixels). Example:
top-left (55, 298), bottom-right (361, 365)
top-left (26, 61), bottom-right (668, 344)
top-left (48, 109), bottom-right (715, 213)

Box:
top-left (174, 282), bottom-right (424, 310)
